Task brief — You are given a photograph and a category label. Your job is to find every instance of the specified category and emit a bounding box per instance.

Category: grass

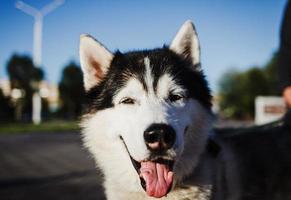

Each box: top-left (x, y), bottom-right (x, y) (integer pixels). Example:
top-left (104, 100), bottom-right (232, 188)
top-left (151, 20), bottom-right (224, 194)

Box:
top-left (0, 120), bottom-right (80, 134)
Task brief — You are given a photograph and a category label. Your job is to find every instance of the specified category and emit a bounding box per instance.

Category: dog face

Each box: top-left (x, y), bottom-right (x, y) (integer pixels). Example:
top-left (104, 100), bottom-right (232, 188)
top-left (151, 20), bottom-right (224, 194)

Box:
top-left (80, 21), bottom-right (212, 198)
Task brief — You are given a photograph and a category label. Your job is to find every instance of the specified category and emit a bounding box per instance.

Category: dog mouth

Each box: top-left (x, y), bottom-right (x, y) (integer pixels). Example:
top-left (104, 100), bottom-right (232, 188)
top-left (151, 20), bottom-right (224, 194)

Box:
top-left (120, 136), bottom-right (174, 198)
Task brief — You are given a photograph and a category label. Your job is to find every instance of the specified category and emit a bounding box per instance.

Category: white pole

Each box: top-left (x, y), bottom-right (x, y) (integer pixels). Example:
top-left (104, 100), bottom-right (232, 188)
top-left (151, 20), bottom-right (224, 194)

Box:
top-left (32, 92), bottom-right (41, 124)
top-left (16, 0), bottom-right (64, 124)
top-left (33, 15), bottom-right (42, 68)
top-left (32, 15), bottom-right (42, 125)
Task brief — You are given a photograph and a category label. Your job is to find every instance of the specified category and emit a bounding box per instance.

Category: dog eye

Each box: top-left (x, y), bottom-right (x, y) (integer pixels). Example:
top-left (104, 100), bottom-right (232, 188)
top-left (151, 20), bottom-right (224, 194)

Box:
top-left (168, 94), bottom-right (184, 102)
top-left (119, 97), bottom-right (135, 105)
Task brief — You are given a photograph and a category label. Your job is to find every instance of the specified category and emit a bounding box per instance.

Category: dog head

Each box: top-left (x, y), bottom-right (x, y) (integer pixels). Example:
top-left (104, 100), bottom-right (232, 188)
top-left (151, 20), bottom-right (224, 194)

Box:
top-left (80, 20), bottom-right (213, 198)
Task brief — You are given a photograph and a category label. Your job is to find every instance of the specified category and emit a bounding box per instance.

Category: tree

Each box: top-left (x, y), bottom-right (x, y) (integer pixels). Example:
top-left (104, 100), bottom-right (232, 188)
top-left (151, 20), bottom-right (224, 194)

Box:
top-left (219, 70), bottom-right (245, 119)
top-left (6, 54), bottom-right (44, 121)
top-left (264, 52), bottom-right (279, 95)
top-left (58, 62), bottom-right (85, 119)
top-left (218, 53), bottom-right (279, 119)
top-left (0, 89), bottom-right (14, 122)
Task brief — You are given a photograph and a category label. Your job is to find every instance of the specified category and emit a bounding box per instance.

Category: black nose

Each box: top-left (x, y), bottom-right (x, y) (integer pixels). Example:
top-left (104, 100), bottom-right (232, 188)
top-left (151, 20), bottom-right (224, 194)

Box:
top-left (144, 123), bottom-right (176, 151)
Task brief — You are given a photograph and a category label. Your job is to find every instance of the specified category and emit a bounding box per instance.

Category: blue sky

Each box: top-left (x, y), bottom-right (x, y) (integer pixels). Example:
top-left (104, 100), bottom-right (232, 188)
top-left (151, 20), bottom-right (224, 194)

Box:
top-left (0, 0), bottom-right (287, 92)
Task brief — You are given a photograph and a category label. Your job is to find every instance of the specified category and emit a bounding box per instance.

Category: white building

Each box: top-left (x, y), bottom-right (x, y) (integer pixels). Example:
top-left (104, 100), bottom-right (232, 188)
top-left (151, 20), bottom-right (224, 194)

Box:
top-left (255, 96), bottom-right (287, 125)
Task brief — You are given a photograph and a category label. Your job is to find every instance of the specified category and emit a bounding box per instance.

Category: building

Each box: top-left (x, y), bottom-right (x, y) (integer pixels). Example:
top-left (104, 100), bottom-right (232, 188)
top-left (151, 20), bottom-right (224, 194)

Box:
top-left (0, 79), bottom-right (59, 112)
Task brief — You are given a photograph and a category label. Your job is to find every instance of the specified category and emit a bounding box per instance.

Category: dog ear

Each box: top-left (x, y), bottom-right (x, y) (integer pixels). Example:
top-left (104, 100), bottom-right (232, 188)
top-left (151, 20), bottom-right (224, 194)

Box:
top-left (170, 20), bottom-right (201, 71)
top-left (79, 34), bottom-right (113, 91)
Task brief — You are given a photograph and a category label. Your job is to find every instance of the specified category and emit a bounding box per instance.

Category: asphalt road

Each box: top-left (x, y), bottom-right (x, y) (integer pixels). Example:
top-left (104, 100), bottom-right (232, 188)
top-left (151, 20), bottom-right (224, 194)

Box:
top-left (0, 132), bottom-right (106, 200)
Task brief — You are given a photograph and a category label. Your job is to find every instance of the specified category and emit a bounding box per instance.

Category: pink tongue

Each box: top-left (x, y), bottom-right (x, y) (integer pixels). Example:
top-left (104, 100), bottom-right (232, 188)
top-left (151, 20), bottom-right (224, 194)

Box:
top-left (140, 161), bottom-right (173, 198)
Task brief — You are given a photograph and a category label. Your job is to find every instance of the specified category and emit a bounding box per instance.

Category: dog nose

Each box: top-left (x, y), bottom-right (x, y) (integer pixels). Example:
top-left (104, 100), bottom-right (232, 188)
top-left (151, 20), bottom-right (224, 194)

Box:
top-left (144, 124), bottom-right (176, 151)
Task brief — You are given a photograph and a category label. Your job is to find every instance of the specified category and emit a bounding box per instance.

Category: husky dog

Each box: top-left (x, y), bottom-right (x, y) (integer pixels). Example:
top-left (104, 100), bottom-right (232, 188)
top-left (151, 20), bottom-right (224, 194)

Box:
top-left (79, 21), bottom-right (213, 199)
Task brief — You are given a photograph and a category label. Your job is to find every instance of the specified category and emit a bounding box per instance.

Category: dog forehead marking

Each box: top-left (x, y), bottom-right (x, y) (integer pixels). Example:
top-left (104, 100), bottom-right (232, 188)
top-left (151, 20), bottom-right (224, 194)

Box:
top-left (143, 56), bottom-right (154, 94)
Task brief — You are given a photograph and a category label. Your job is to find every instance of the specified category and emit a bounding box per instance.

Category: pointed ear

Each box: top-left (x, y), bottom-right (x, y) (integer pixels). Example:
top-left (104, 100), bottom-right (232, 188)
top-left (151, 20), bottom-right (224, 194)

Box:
top-left (170, 20), bottom-right (201, 70)
top-left (79, 34), bottom-right (113, 91)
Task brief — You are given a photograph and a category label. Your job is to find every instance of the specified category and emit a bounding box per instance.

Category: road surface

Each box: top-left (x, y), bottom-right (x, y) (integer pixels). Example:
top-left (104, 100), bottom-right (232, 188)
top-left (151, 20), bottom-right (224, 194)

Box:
top-left (0, 132), bottom-right (105, 200)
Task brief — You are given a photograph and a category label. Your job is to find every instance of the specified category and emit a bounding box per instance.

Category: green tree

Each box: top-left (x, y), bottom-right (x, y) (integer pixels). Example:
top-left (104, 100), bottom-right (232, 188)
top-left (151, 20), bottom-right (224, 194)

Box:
top-left (264, 52), bottom-right (279, 95)
top-left (218, 53), bottom-right (279, 119)
top-left (219, 70), bottom-right (247, 119)
top-left (58, 62), bottom-right (84, 119)
top-left (6, 54), bottom-right (44, 121)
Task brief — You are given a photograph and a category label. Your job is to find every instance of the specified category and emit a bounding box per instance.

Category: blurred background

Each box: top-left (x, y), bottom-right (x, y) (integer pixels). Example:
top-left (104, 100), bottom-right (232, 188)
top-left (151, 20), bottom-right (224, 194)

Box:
top-left (0, 0), bottom-right (289, 199)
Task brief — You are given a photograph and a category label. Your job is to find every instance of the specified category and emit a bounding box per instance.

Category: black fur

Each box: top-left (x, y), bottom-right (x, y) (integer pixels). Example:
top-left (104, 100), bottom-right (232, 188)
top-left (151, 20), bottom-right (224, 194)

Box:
top-left (211, 110), bottom-right (291, 200)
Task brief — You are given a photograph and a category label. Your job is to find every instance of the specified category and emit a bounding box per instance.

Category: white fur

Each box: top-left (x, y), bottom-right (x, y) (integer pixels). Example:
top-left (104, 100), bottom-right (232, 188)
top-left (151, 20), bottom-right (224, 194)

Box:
top-left (144, 56), bottom-right (155, 94)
